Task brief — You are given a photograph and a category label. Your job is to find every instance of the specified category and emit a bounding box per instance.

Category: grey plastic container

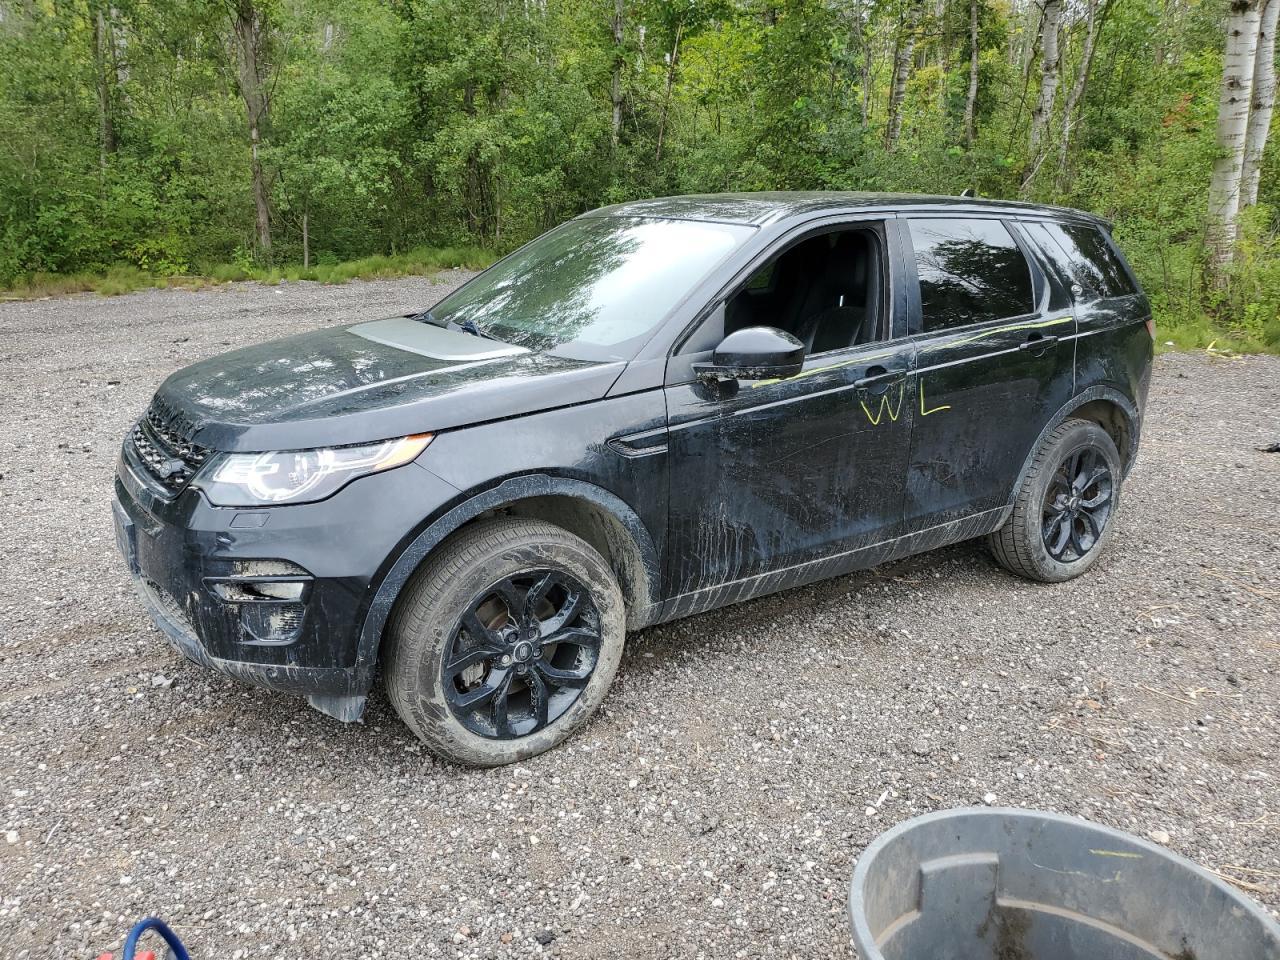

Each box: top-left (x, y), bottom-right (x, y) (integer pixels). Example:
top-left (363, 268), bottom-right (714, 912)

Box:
top-left (848, 808), bottom-right (1280, 960)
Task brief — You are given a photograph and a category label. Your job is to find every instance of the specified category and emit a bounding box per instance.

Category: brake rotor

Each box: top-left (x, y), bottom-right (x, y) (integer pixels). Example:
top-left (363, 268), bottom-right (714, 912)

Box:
top-left (457, 589), bottom-right (559, 692)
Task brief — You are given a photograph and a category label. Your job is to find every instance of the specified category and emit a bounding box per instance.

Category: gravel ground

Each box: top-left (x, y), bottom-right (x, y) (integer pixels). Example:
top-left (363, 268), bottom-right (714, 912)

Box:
top-left (1, 277), bottom-right (1278, 959)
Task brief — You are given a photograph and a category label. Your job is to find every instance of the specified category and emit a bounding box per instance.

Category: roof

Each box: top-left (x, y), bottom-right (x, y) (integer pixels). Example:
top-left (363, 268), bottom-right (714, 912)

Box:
top-left (584, 191), bottom-right (1107, 228)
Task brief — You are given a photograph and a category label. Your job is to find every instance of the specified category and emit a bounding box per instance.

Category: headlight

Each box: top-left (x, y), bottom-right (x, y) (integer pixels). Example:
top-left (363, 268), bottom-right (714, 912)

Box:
top-left (195, 434), bottom-right (433, 506)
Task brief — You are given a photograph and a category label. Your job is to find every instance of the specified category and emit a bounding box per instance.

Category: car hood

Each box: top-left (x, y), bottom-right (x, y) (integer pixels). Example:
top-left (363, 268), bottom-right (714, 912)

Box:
top-left (151, 316), bottom-right (626, 452)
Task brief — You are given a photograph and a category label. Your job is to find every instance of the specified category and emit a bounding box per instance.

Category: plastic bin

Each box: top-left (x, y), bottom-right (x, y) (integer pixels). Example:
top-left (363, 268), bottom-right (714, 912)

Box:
top-left (848, 808), bottom-right (1280, 960)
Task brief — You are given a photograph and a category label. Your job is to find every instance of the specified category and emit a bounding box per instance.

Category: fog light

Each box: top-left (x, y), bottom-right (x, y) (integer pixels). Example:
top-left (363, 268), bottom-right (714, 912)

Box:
top-left (240, 601), bottom-right (306, 645)
top-left (208, 579), bottom-right (308, 602)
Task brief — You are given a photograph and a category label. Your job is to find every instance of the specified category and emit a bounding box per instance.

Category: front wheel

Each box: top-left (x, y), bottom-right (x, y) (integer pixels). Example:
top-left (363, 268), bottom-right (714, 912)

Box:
top-left (385, 517), bottom-right (625, 766)
top-left (988, 418), bottom-right (1123, 583)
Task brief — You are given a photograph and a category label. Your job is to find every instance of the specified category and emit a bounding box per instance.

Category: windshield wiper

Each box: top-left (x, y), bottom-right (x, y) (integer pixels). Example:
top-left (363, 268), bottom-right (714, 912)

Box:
top-left (449, 317), bottom-right (500, 341)
top-left (409, 309), bottom-right (504, 343)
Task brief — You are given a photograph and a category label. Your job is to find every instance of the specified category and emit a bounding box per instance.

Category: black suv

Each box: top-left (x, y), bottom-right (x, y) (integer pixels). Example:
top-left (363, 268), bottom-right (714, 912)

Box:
top-left (113, 193), bottom-right (1153, 765)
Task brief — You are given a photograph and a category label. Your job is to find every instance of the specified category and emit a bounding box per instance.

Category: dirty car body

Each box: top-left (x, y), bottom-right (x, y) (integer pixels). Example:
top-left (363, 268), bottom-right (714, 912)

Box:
top-left (114, 193), bottom-right (1153, 756)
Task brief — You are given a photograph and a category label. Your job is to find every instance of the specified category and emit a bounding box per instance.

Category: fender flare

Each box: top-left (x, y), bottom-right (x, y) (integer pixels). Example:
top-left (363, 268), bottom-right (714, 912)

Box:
top-left (352, 474), bottom-right (662, 680)
top-left (1006, 386), bottom-right (1141, 508)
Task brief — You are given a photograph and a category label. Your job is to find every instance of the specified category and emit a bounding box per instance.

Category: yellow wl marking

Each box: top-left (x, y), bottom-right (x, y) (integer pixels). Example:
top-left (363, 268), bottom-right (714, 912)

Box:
top-left (919, 380), bottom-right (951, 416)
top-left (860, 380), bottom-right (905, 425)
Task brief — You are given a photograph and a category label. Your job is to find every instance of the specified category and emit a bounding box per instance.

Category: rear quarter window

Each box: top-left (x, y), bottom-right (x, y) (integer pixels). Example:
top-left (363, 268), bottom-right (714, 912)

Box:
top-left (908, 218), bottom-right (1034, 331)
top-left (1037, 221), bottom-right (1137, 299)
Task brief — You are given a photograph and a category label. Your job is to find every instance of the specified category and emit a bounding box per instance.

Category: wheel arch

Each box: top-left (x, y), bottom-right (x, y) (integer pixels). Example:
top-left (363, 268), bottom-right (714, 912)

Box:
top-left (354, 475), bottom-right (662, 676)
top-left (1008, 387), bottom-right (1141, 508)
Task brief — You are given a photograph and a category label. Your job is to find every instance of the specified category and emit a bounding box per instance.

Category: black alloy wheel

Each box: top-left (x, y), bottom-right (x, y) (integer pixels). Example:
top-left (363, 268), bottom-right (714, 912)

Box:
top-left (443, 570), bottom-right (602, 739)
top-left (1041, 445), bottom-right (1114, 563)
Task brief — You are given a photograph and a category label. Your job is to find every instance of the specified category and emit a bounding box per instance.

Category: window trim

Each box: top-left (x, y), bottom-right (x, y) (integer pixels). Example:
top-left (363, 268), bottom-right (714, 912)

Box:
top-left (666, 216), bottom-right (894, 385)
top-left (901, 215), bottom-right (1043, 337)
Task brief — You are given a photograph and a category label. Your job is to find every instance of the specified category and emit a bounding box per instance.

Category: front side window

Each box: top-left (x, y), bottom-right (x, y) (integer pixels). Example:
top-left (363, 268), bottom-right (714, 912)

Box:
top-left (721, 227), bottom-right (886, 354)
top-left (428, 216), bottom-right (755, 361)
top-left (908, 218), bottom-right (1034, 331)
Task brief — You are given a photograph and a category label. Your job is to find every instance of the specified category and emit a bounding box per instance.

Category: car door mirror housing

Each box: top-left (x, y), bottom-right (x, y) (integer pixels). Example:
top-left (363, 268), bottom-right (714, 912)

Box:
top-left (694, 326), bottom-right (806, 383)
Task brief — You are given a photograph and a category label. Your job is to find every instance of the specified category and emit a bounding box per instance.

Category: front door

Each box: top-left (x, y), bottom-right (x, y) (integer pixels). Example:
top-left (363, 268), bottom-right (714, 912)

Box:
top-left (660, 220), bottom-right (916, 617)
top-left (901, 216), bottom-right (1077, 531)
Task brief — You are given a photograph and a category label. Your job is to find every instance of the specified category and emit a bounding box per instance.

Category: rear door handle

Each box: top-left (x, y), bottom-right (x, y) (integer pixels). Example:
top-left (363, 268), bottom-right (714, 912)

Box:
top-left (1019, 334), bottom-right (1059, 353)
top-left (854, 364), bottom-right (906, 395)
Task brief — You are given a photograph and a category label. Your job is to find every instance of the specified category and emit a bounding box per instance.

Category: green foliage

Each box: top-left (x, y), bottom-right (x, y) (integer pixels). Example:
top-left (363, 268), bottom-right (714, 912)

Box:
top-left (2, 246), bottom-right (495, 300)
top-left (0, 0), bottom-right (1276, 352)
top-left (1221, 206), bottom-right (1280, 350)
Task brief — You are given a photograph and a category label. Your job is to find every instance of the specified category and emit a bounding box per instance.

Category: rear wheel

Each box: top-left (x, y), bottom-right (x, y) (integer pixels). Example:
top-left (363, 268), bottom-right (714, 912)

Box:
top-left (385, 517), bottom-right (625, 766)
top-left (988, 418), bottom-right (1122, 583)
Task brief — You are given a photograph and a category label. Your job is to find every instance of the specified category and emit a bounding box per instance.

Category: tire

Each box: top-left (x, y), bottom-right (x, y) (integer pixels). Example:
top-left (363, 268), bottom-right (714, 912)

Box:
top-left (988, 418), bottom-right (1123, 583)
top-left (384, 517), bottom-right (626, 767)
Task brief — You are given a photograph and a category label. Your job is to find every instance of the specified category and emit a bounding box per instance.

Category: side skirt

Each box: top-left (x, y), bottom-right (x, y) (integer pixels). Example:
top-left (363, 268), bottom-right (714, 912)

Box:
top-left (658, 506), bottom-right (1010, 624)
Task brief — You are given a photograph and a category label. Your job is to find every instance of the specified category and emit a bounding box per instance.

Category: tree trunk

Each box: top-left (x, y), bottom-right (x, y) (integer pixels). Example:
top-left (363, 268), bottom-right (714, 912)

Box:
top-left (857, 0), bottom-right (873, 127)
top-left (963, 0), bottom-right (980, 149)
top-left (860, 36), bottom-right (873, 127)
top-left (1027, 0), bottom-right (1063, 156)
top-left (610, 0), bottom-right (624, 148)
top-left (1055, 0), bottom-right (1111, 189)
top-left (1152, 0), bottom-right (1170, 68)
top-left (885, 0), bottom-right (922, 151)
top-left (91, 8), bottom-right (117, 167)
top-left (230, 0), bottom-right (273, 260)
top-left (654, 19), bottom-right (683, 163)
top-left (1018, 1), bottom-right (1043, 82)
top-left (1207, 0), bottom-right (1263, 272)
top-left (1242, 0), bottom-right (1278, 206)
top-left (302, 207), bottom-right (309, 269)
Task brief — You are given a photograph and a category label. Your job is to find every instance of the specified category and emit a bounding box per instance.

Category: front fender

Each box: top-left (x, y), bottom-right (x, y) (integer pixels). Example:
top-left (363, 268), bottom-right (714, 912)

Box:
top-left (352, 474), bottom-right (662, 679)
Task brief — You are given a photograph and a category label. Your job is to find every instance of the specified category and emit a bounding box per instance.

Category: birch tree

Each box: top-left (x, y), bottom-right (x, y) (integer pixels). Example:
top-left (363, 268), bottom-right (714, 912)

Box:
top-left (1207, 0), bottom-right (1263, 272)
top-left (1055, 0), bottom-right (1112, 189)
top-left (885, 0), bottom-right (922, 151)
top-left (1027, 0), bottom-right (1063, 157)
top-left (1241, 0), bottom-right (1278, 207)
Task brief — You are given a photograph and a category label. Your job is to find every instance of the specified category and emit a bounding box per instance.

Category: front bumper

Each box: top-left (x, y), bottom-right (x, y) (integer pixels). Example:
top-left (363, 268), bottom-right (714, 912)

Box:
top-left (113, 439), bottom-right (459, 719)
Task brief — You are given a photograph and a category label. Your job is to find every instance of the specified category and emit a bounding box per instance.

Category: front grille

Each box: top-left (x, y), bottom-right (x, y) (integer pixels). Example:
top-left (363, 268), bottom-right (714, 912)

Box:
top-left (130, 404), bottom-right (211, 494)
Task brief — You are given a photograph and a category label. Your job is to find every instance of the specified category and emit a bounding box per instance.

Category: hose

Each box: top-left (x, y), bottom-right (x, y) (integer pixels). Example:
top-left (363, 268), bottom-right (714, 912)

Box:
top-left (122, 917), bottom-right (190, 960)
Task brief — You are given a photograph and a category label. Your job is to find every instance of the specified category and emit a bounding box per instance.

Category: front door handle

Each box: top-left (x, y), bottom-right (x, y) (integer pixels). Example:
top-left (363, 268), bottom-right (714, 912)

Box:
top-left (854, 365), bottom-right (906, 395)
top-left (1019, 333), bottom-right (1059, 354)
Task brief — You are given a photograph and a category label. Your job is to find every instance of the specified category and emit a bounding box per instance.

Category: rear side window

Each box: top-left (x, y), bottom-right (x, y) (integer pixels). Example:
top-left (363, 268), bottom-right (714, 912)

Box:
top-left (908, 218), bottom-right (1034, 331)
top-left (1038, 221), bottom-right (1137, 298)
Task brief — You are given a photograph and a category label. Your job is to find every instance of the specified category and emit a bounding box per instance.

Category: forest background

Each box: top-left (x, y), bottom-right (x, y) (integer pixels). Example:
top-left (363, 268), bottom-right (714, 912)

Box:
top-left (1, 0), bottom-right (1277, 351)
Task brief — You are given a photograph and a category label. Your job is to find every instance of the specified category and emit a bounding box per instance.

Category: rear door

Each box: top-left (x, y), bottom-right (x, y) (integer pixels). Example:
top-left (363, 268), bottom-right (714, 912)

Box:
top-left (900, 215), bottom-right (1076, 531)
top-left (1023, 219), bottom-right (1153, 416)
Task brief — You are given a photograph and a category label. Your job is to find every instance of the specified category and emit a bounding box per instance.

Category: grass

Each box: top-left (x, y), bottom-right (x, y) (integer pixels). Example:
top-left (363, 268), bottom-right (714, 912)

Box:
top-left (0, 245), bottom-right (497, 301)
top-left (1153, 314), bottom-right (1280, 354)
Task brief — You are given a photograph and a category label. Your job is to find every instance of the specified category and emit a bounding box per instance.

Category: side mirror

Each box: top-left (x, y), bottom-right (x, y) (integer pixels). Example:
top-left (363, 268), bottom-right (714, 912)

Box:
top-left (693, 326), bottom-right (806, 383)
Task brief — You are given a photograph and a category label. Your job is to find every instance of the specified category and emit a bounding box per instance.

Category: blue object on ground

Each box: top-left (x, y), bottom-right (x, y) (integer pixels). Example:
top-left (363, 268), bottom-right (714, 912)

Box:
top-left (122, 917), bottom-right (190, 960)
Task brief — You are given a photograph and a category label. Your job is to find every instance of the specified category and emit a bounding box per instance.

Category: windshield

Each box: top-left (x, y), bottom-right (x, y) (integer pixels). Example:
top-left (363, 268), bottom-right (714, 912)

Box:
top-left (427, 216), bottom-right (756, 360)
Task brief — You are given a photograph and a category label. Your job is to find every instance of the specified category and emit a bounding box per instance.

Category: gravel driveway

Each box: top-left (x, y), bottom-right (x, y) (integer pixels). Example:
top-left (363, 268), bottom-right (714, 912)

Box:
top-left (2, 278), bottom-right (1278, 959)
